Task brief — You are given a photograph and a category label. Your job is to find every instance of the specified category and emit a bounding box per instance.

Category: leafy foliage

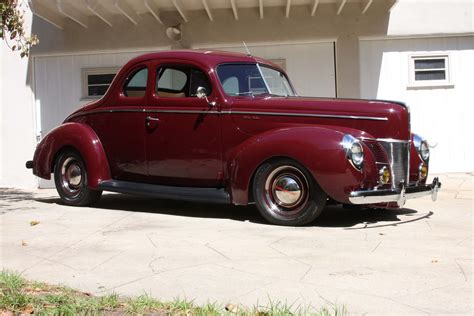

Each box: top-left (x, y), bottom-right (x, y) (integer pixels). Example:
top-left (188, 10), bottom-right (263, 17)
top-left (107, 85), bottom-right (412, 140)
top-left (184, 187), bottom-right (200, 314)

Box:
top-left (0, 0), bottom-right (38, 58)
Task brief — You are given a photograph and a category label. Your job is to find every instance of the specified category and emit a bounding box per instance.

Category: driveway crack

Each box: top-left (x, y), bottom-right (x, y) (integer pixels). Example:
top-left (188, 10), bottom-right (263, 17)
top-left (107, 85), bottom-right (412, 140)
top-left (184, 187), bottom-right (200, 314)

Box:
top-left (205, 242), bottom-right (231, 260)
top-left (371, 241), bottom-right (382, 253)
top-left (454, 259), bottom-right (468, 282)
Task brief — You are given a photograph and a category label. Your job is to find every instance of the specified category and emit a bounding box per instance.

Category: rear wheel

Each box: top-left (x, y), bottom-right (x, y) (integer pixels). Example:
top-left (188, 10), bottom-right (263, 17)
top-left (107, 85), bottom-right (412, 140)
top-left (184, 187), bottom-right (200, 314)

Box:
top-left (253, 159), bottom-right (326, 226)
top-left (54, 150), bottom-right (102, 206)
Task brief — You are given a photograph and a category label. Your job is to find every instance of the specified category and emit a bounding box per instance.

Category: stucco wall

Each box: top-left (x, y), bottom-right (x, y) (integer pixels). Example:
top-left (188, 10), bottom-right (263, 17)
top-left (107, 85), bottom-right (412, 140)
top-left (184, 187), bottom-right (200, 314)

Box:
top-left (388, 0), bottom-right (474, 36)
top-left (0, 10), bottom-right (37, 188)
top-left (0, 44), bottom-right (3, 185)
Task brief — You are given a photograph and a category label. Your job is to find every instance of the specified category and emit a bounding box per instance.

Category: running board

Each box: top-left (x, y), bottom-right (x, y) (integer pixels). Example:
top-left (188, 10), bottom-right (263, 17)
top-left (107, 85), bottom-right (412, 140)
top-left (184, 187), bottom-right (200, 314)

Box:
top-left (98, 180), bottom-right (230, 204)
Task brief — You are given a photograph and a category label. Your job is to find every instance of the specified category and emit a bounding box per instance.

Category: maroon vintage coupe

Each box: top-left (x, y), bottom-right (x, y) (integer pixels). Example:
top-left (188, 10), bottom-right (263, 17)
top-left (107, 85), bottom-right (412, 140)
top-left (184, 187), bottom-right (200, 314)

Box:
top-left (26, 50), bottom-right (441, 226)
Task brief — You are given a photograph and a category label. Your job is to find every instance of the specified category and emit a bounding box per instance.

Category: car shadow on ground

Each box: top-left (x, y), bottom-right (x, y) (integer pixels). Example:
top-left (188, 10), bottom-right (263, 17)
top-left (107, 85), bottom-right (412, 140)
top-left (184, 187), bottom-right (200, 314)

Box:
top-left (0, 188), bottom-right (34, 203)
top-left (32, 192), bottom-right (431, 229)
top-left (0, 188), bottom-right (36, 213)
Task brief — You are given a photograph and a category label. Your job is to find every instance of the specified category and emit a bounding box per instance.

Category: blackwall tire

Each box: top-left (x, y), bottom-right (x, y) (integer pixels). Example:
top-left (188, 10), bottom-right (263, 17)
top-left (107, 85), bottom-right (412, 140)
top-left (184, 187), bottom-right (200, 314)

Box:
top-left (54, 150), bottom-right (102, 206)
top-left (252, 159), bottom-right (327, 226)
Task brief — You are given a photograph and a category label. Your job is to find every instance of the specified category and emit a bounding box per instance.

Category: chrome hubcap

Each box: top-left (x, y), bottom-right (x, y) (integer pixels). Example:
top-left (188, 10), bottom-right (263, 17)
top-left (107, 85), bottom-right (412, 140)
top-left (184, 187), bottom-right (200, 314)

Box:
top-left (66, 164), bottom-right (82, 187)
top-left (264, 165), bottom-right (309, 218)
top-left (273, 176), bottom-right (302, 207)
top-left (60, 157), bottom-right (83, 197)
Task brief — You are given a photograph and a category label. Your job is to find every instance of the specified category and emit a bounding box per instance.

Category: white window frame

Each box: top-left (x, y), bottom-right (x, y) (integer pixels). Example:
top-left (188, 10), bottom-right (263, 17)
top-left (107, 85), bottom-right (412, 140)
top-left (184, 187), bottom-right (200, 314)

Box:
top-left (407, 53), bottom-right (453, 89)
top-left (82, 67), bottom-right (120, 99)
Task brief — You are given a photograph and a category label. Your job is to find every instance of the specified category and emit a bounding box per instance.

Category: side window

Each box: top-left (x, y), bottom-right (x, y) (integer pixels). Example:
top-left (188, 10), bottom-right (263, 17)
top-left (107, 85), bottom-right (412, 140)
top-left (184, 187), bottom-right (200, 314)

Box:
top-left (156, 66), bottom-right (211, 98)
top-left (124, 67), bottom-right (148, 97)
top-left (156, 67), bottom-right (188, 98)
top-left (222, 77), bottom-right (239, 96)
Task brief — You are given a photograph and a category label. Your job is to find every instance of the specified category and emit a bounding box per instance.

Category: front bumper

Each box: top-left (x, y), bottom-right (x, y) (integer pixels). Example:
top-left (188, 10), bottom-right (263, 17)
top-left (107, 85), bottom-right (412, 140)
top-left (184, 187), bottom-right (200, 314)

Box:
top-left (348, 177), bottom-right (441, 207)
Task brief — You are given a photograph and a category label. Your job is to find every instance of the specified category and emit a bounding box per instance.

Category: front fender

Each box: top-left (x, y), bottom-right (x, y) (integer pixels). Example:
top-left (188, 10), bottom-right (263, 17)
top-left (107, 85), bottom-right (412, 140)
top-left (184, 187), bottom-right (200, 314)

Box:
top-left (228, 126), bottom-right (378, 205)
top-left (32, 122), bottom-right (110, 188)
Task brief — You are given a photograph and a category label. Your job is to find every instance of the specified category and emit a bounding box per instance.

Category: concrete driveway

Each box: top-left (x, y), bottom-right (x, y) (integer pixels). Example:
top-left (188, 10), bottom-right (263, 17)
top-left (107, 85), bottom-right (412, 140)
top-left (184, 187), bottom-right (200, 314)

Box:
top-left (1, 173), bottom-right (472, 315)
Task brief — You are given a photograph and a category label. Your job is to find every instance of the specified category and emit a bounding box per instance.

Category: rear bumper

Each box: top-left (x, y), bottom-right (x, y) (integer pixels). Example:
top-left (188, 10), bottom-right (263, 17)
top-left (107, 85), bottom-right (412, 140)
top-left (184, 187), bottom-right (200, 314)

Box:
top-left (349, 177), bottom-right (441, 207)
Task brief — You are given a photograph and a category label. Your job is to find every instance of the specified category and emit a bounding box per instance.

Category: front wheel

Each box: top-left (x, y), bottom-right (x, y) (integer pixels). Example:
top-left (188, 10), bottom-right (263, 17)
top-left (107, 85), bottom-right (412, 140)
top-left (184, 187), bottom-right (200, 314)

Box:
top-left (252, 159), bottom-right (327, 226)
top-left (54, 150), bottom-right (102, 206)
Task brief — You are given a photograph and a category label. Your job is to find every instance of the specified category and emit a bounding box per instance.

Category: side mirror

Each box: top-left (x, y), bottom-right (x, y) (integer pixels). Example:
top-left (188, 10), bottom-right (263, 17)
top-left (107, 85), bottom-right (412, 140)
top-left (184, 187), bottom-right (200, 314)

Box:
top-left (196, 86), bottom-right (207, 99)
top-left (196, 86), bottom-right (216, 107)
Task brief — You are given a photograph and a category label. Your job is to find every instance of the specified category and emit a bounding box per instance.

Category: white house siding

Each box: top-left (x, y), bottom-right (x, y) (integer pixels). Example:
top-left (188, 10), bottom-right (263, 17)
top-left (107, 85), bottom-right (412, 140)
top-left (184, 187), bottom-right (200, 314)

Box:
top-left (360, 36), bottom-right (474, 173)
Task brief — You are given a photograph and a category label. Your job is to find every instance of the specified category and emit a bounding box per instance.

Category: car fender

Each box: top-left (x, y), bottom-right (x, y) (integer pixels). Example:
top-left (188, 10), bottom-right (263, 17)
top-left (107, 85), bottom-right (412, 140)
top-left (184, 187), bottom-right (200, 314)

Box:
top-left (32, 122), bottom-right (110, 188)
top-left (227, 125), bottom-right (378, 205)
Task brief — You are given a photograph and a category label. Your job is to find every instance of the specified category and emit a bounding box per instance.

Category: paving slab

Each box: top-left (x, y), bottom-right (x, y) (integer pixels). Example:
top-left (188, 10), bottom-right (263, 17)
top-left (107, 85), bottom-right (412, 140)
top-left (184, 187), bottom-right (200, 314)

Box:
top-left (0, 173), bottom-right (472, 315)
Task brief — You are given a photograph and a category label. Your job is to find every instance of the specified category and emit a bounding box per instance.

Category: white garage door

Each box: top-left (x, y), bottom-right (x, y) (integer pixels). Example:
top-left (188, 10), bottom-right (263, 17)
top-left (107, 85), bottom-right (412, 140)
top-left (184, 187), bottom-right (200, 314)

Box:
top-left (34, 42), bottom-right (336, 188)
top-left (360, 36), bottom-right (474, 173)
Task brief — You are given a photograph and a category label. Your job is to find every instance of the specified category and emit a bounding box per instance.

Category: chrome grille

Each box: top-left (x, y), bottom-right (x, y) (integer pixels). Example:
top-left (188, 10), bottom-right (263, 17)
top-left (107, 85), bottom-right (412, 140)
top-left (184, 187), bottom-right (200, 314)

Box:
top-left (380, 141), bottom-right (410, 189)
top-left (363, 140), bottom-right (388, 163)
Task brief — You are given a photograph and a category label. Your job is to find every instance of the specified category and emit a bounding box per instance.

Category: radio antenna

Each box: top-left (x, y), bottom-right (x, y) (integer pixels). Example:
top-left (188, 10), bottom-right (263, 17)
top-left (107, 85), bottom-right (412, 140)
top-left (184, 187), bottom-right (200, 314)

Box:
top-left (242, 41), bottom-right (252, 56)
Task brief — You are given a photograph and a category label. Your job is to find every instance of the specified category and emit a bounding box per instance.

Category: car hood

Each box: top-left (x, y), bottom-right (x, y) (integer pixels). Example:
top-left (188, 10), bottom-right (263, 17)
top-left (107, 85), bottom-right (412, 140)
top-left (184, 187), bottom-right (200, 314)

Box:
top-left (229, 96), bottom-right (411, 140)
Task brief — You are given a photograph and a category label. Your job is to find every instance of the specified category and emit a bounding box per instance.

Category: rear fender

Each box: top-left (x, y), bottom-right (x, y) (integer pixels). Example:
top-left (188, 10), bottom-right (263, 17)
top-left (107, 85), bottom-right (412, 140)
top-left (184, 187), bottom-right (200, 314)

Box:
top-left (228, 126), bottom-right (378, 205)
top-left (32, 122), bottom-right (110, 188)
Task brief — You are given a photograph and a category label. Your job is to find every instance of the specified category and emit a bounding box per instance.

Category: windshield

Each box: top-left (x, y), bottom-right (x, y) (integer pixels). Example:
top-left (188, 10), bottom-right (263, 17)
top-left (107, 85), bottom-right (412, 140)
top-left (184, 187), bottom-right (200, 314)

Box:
top-left (216, 64), bottom-right (296, 97)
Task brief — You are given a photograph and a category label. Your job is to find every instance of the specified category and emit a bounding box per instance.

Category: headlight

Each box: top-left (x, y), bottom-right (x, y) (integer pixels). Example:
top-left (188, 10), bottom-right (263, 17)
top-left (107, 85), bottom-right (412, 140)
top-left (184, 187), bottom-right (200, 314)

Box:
top-left (420, 141), bottom-right (430, 161)
top-left (342, 134), bottom-right (364, 170)
top-left (413, 134), bottom-right (430, 162)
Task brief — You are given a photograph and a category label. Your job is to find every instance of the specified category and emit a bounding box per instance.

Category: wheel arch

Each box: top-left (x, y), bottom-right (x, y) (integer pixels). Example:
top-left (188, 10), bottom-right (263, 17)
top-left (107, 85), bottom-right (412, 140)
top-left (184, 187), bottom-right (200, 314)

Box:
top-left (32, 122), bottom-right (111, 188)
top-left (227, 126), bottom-right (371, 205)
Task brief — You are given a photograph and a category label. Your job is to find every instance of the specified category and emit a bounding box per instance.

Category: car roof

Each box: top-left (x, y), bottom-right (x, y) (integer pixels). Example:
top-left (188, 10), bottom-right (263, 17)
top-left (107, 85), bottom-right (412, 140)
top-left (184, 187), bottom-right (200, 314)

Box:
top-left (126, 49), bottom-right (281, 70)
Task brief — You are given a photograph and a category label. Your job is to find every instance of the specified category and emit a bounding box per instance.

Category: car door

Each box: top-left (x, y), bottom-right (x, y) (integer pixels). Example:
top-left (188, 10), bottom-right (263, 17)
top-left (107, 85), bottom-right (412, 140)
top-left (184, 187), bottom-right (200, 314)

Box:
top-left (145, 61), bottom-right (224, 187)
top-left (86, 63), bottom-right (150, 182)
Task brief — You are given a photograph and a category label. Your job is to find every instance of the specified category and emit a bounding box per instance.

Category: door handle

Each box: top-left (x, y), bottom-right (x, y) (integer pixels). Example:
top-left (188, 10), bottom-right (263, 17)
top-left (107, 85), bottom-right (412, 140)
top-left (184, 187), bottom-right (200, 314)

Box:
top-left (145, 116), bottom-right (160, 127)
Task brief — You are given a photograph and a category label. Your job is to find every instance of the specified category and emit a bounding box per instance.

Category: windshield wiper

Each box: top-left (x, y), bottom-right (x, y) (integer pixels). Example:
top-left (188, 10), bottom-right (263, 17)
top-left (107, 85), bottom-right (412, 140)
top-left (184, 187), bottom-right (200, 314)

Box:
top-left (258, 92), bottom-right (288, 97)
top-left (234, 91), bottom-right (255, 98)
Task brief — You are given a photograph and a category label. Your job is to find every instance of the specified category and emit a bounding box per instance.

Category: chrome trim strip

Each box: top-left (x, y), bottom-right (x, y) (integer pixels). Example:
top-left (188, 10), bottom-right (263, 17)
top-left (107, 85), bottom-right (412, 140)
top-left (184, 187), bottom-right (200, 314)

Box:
top-left (68, 108), bottom-right (389, 121)
top-left (359, 137), bottom-right (410, 143)
top-left (230, 111), bottom-right (388, 121)
top-left (149, 109), bottom-right (218, 114)
top-left (67, 108), bottom-right (221, 120)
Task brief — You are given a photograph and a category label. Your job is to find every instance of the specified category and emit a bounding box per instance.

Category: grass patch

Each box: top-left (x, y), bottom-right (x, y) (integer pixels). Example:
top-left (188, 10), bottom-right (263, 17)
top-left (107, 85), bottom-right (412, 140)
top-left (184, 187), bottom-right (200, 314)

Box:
top-left (0, 270), bottom-right (347, 315)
